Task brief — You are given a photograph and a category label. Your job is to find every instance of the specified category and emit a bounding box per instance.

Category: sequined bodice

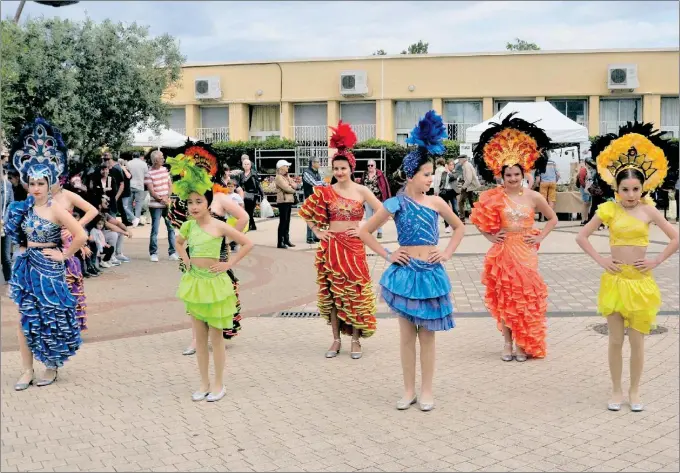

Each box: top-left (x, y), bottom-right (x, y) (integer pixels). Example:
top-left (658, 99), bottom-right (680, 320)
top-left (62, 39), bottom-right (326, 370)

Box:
top-left (328, 188), bottom-right (364, 222)
top-left (384, 195), bottom-right (439, 246)
top-left (501, 196), bottom-right (535, 232)
top-left (21, 207), bottom-right (62, 244)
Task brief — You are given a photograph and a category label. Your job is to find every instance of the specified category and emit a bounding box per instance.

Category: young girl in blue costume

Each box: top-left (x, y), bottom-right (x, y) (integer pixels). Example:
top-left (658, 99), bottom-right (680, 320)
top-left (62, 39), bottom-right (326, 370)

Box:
top-left (577, 123), bottom-right (679, 412)
top-left (171, 155), bottom-right (254, 402)
top-left (4, 118), bottom-right (88, 390)
top-left (360, 111), bottom-right (465, 411)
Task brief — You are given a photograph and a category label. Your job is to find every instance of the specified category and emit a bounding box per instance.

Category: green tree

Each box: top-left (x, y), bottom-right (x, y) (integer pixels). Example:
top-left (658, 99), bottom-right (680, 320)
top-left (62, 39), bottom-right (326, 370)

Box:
top-left (372, 49), bottom-right (387, 56)
top-left (506, 38), bottom-right (540, 51)
top-left (401, 40), bottom-right (429, 55)
top-left (0, 17), bottom-right (184, 161)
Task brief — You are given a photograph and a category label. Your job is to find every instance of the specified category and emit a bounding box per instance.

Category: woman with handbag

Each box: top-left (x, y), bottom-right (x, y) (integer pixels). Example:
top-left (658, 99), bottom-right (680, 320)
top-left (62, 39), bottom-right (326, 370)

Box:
top-left (275, 160), bottom-right (298, 248)
top-left (240, 159), bottom-right (263, 231)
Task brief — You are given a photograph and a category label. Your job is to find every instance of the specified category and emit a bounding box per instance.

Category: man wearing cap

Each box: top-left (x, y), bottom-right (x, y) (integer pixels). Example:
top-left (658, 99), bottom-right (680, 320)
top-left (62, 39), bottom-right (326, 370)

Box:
top-left (302, 157), bottom-right (326, 243)
top-left (274, 159), bottom-right (299, 248)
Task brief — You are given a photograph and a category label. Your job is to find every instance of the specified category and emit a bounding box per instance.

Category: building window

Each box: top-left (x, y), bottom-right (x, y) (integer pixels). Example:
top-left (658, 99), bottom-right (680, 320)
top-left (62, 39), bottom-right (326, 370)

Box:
top-left (661, 97), bottom-right (679, 138)
top-left (198, 106), bottom-right (229, 143)
top-left (494, 99), bottom-right (533, 113)
top-left (293, 103), bottom-right (328, 145)
top-left (340, 102), bottom-right (376, 142)
top-left (443, 101), bottom-right (482, 141)
top-left (168, 108), bottom-right (186, 135)
top-left (549, 99), bottom-right (588, 127)
top-left (599, 98), bottom-right (641, 135)
top-left (249, 105), bottom-right (280, 141)
top-left (394, 100), bottom-right (432, 145)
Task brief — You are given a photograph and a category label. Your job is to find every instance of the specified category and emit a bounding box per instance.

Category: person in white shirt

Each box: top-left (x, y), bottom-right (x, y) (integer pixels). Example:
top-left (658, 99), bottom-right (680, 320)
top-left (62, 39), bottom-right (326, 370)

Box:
top-left (126, 151), bottom-right (150, 227)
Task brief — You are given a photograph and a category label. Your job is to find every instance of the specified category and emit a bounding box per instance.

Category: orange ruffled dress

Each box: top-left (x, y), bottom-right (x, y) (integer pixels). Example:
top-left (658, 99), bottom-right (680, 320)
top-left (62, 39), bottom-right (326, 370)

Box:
top-left (298, 186), bottom-right (377, 338)
top-left (470, 187), bottom-right (548, 358)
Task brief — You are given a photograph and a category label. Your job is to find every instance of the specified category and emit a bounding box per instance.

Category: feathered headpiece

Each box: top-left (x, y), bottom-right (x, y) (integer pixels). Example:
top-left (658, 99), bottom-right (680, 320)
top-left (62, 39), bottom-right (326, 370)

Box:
top-left (184, 144), bottom-right (218, 178)
top-left (167, 153), bottom-right (213, 200)
top-left (473, 112), bottom-right (551, 182)
top-left (592, 122), bottom-right (674, 194)
top-left (402, 110), bottom-right (447, 178)
top-left (330, 121), bottom-right (357, 171)
top-left (10, 118), bottom-right (68, 187)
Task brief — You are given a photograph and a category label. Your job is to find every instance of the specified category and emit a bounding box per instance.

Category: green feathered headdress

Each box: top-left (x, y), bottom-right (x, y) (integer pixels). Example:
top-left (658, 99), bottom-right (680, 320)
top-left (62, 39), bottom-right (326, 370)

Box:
top-left (167, 154), bottom-right (213, 200)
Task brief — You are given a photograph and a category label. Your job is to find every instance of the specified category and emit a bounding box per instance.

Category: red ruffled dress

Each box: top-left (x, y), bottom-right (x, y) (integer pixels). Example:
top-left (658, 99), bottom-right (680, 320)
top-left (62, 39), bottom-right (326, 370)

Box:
top-left (470, 187), bottom-right (548, 358)
top-left (298, 186), bottom-right (377, 338)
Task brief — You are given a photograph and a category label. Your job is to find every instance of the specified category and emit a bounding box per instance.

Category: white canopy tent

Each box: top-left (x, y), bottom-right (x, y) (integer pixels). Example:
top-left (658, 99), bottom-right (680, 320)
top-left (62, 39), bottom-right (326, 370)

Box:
top-left (130, 125), bottom-right (196, 149)
top-left (465, 101), bottom-right (589, 144)
top-left (465, 102), bottom-right (590, 184)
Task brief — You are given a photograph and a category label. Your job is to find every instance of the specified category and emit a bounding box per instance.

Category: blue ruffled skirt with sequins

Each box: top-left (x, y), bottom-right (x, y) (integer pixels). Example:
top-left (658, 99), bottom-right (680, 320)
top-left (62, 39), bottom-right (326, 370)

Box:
top-left (9, 248), bottom-right (82, 368)
top-left (380, 258), bottom-right (455, 331)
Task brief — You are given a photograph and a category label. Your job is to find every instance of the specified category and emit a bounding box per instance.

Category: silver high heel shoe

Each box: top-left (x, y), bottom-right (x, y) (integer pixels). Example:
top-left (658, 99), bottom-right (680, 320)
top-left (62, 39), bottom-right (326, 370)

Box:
top-left (501, 342), bottom-right (514, 362)
top-left (36, 368), bottom-right (58, 387)
top-left (14, 369), bottom-right (34, 391)
top-left (325, 339), bottom-right (341, 358)
top-left (350, 339), bottom-right (362, 359)
top-left (396, 395), bottom-right (417, 410)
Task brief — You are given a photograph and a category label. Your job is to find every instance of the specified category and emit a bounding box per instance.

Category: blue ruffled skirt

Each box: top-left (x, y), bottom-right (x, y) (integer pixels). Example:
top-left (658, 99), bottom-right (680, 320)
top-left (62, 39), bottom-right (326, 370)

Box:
top-left (9, 248), bottom-right (82, 368)
top-left (379, 258), bottom-right (455, 331)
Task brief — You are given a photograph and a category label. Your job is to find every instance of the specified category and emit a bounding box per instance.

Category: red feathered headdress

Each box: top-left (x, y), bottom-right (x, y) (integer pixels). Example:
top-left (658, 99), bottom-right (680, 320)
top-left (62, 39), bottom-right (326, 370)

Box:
top-left (185, 145), bottom-right (218, 177)
top-left (330, 121), bottom-right (357, 171)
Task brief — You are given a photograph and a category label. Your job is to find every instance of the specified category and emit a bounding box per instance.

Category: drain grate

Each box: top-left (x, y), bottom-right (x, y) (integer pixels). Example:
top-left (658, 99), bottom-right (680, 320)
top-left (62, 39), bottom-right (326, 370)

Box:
top-left (592, 323), bottom-right (668, 336)
top-left (277, 311), bottom-right (320, 318)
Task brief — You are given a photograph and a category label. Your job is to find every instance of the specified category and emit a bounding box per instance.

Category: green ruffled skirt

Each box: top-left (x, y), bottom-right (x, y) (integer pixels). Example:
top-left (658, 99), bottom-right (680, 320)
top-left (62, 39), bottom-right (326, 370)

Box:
top-left (177, 266), bottom-right (238, 329)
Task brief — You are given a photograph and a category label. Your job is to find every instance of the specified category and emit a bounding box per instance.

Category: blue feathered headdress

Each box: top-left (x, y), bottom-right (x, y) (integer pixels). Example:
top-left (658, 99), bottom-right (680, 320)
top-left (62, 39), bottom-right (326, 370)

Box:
top-left (403, 110), bottom-right (447, 178)
top-left (10, 118), bottom-right (68, 187)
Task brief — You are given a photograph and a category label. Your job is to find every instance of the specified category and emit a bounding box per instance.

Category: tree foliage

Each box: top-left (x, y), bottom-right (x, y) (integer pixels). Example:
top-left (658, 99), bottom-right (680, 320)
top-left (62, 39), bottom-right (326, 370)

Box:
top-left (506, 38), bottom-right (541, 51)
top-left (401, 40), bottom-right (429, 55)
top-left (0, 17), bottom-right (184, 162)
top-left (372, 49), bottom-right (387, 56)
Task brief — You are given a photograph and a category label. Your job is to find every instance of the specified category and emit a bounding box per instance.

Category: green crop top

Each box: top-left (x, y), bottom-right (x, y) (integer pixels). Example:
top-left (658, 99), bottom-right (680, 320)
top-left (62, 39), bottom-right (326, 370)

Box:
top-left (179, 220), bottom-right (223, 258)
top-left (596, 201), bottom-right (650, 247)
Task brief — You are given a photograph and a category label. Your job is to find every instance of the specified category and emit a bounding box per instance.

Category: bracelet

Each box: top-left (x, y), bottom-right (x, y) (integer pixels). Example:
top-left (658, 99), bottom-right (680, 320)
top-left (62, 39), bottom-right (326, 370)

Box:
top-left (384, 248), bottom-right (392, 262)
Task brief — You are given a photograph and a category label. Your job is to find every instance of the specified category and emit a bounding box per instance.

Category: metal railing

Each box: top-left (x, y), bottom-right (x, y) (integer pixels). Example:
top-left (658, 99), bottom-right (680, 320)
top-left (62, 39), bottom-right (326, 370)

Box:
top-left (291, 125), bottom-right (328, 146)
top-left (351, 124), bottom-right (376, 142)
top-left (196, 127), bottom-right (229, 143)
top-left (444, 122), bottom-right (477, 141)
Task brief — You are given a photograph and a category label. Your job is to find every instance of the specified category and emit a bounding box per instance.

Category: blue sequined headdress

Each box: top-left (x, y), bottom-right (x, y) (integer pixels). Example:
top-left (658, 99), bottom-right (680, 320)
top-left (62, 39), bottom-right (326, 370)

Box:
top-left (402, 110), bottom-right (447, 178)
top-left (10, 118), bottom-right (68, 187)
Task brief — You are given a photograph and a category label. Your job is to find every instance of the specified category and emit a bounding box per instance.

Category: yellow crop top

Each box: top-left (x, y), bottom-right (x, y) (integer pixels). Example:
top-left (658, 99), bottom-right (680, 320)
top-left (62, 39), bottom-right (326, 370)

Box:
top-left (596, 201), bottom-right (649, 247)
top-left (179, 220), bottom-right (223, 258)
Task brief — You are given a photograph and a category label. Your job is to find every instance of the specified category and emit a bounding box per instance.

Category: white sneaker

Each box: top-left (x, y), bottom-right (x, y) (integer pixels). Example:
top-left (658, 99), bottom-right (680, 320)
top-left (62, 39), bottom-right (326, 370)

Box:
top-left (131, 218), bottom-right (140, 228)
top-left (168, 253), bottom-right (179, 261)
top-left (116, 254), bottom-right (130, 263)
top-left (109, 257), bottom-right (121, 266)
top-left (100, 261), bottom-right (113, 268)
top-left (150, 254), bottom-right (159, 262)
top-left (445, 227), bottom-right (452, 234)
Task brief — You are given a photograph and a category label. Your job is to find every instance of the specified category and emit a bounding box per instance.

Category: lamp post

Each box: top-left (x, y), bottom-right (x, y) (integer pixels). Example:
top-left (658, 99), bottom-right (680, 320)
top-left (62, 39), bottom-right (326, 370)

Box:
top-left (14, 1), bottom-right (80, 23)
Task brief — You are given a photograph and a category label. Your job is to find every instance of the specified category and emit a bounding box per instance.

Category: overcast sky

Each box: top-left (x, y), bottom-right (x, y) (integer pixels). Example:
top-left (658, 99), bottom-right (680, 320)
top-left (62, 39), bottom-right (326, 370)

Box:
top-left (3, 1), bottom-right (678, 63)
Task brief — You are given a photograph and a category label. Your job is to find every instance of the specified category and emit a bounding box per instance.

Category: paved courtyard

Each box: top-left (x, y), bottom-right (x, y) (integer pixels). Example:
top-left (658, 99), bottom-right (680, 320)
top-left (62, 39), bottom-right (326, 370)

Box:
top-left (1, 215), bottom-right (678, 472)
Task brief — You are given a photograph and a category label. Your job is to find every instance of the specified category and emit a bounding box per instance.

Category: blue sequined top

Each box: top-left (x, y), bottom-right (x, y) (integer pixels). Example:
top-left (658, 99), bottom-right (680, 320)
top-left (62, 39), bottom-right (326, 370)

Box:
top-left (384, 195), bottom-right (439, 246)
top-left (3, 197), bottom-right (62, 247)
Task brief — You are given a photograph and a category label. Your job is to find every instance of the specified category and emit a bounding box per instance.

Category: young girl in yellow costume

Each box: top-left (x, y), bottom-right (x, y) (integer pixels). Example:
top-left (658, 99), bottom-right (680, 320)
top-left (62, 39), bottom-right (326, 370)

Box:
top-left (171, 155), bottom-right (254, 402)
top-left (577, 123), bottom-right (678, 412)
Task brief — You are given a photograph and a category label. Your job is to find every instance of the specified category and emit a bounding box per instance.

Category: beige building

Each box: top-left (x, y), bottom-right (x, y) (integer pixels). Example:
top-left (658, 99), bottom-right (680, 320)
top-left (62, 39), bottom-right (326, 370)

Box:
top-left (164, 48), bottom-right (679, 145)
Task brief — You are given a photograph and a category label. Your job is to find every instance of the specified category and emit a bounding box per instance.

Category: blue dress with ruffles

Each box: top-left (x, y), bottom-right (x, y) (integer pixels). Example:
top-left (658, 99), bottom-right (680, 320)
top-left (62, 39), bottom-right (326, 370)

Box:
top-left (3, 197), bottom-right (81, 368)
top-left (379, 195), bottom-right (455, 331)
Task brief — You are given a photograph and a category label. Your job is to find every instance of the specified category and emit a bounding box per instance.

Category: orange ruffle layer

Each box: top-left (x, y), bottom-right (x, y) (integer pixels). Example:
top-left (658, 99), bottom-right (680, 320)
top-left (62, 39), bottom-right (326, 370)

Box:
top-left (299, 186), bottom-right (330, 229)
top-left (315, 232), bottom-right (377, 338)
top-left (470, 186), bottom-right (505, 234)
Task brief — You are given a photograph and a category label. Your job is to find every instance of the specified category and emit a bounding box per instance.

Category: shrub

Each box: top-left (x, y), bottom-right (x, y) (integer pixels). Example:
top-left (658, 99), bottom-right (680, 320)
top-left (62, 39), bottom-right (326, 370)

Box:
top-left (212, 137), bottom-right (296, 168)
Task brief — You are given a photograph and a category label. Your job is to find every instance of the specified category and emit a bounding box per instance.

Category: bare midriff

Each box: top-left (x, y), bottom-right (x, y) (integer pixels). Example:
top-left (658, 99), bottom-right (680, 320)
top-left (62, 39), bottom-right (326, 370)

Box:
top-left (611, 246), bottom-right (648, 265)
top-left (327, 221), bottom-right (360, 233)
top-left (401, 245), bottom-right (438, 260)
top-left (27, 242), bottom-right (58, 248)
top-left (189, 257), bottom-right (220, 269)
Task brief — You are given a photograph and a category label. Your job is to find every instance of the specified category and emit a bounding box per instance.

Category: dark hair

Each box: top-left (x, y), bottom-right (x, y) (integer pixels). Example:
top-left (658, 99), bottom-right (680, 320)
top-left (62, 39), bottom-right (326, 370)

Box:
top-left (187, 189), bottom-right (213, 206)
top-left (501, 163), bottom-right (525, 178)
top-left (99, 164), bottom-right (108, 172)
top-left (395, 154), bottom-right (434, 184)
top-left (435, 157), bottom-right (446, 167)
top-left (132, 152), bottom-right (140, 160)
top-left (615, 168), bottom-right (646, 190)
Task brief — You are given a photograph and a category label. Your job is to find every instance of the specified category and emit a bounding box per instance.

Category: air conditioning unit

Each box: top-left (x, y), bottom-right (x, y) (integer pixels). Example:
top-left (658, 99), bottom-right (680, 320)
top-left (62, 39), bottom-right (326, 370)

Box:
top-left (607, 64), bottom-right (639, 91)
top-left (340, 71), bottom-right (368, 96)
top-left (194, 77), bottom-right (222, 100)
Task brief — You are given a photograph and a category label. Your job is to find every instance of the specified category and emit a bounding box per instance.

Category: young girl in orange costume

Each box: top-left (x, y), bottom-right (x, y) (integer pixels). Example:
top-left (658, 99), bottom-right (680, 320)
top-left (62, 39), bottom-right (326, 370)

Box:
top-left (470, 113), bottom-right (558, 362)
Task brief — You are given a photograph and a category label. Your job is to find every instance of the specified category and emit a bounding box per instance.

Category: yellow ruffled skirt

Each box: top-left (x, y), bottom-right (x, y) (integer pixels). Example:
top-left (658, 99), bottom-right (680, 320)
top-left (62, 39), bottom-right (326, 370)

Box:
top-left (598, 265), bottom-right (661, 334)
top-left (177, 266), bottom-right (238, 330)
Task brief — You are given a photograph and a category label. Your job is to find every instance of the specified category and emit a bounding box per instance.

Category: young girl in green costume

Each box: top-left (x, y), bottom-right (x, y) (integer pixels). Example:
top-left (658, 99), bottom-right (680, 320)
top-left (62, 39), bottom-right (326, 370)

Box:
top-left (171, 155), bottom-right (254, 402)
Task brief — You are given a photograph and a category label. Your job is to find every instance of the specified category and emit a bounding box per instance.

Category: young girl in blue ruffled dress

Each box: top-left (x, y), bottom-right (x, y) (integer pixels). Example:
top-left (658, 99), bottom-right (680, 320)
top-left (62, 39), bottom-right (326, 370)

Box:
top-left (360, 111), bottom-right (465, 411)
top-left (4, 119), bottom-right (88, 390)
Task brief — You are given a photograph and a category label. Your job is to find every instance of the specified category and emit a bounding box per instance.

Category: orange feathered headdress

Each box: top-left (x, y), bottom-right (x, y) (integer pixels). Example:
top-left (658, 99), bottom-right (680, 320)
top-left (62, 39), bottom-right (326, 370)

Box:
top-left (330, 121), bottom-right (357, 171)
top-left (184, 145), bottom-right (218, 177)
